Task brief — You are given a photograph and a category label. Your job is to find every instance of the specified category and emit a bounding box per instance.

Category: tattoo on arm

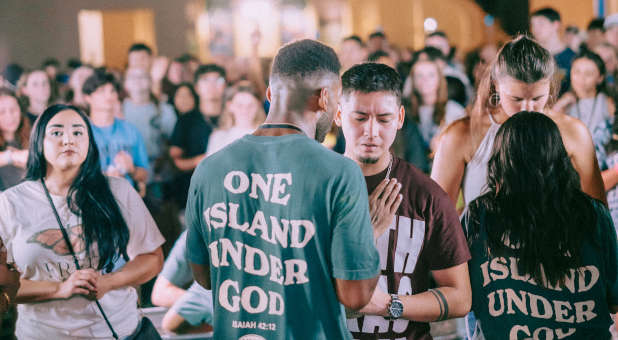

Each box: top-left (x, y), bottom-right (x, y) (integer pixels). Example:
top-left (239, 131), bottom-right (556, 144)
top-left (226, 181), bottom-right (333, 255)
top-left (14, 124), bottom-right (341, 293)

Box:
top-left (428, 288), bottom-right (449, 321)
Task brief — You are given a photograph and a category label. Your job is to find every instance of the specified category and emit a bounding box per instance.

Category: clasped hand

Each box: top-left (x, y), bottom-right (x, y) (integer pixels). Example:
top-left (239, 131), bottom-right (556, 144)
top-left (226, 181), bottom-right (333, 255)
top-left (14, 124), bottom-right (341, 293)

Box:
top-left (57, 269), bottom-right (112, 300)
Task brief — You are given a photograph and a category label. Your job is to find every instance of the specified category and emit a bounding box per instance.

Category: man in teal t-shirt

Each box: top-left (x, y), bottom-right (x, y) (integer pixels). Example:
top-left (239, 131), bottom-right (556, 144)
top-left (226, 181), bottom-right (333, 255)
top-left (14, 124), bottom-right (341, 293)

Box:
top-left (186, 39), bottom-right (380, 340)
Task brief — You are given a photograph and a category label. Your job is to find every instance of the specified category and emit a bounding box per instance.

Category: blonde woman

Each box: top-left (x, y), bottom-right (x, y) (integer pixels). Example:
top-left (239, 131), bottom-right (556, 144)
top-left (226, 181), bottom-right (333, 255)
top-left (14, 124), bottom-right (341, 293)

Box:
top-left (205, 83), bottom-right (266, 156)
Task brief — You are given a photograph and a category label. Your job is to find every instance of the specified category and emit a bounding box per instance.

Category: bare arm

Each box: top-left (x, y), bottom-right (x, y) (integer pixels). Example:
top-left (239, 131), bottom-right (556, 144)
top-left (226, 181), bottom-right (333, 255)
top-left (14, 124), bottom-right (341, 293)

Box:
top-left (431, 122), bottom-right (468, 203)
top-left (567, 121), bottom-right (607, 204)
top-left (161, 309), bottom-right (213, 334)
top-left (335, 276), bottom-right (379, 311)
top-left (17, 269), bottom-right (98, 303)
top-left (170, 146), bottom-right (204, 171)
top-left (96, 247), bottom-right (164, 299)
top-left (359, 263), bottom-right (471, 321)
top-left (602, 167), bottom-right (618, 191)
top-left (151, 276), bottom-right (187, 308)
top-left (190, 262), bottom-right (211, 290)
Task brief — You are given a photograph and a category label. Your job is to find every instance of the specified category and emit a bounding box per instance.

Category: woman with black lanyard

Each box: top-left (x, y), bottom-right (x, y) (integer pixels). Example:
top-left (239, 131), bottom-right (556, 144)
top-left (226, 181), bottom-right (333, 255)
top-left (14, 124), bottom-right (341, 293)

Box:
top-left (0, 104), bottom-right (164, 339)
top-left (553, 49), bottom-right (615, 158)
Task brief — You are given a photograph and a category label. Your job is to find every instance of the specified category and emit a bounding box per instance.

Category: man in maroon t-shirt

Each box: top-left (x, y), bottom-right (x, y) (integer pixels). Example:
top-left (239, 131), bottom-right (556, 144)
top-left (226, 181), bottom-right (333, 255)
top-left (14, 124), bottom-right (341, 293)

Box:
top-left (335, 63), bottom-right (472, 340)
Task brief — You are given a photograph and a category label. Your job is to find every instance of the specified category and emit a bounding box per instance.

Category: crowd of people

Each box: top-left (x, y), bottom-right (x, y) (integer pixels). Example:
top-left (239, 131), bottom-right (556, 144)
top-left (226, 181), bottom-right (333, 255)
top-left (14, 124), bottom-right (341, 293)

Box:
top-left (0, 5), bottom-right (617, 340)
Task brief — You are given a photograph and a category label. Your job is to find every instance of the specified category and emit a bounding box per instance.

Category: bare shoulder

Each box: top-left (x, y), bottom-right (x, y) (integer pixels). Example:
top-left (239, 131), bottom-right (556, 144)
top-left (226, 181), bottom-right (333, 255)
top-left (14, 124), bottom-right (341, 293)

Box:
top-left (441, 117), bottom-right (471, 145)
top-left (546, 110), bottom-right (591, 144)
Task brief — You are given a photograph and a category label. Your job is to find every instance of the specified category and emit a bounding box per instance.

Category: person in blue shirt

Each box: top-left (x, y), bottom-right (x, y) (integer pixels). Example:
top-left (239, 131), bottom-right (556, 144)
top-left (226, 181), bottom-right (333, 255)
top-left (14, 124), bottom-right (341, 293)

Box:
top-left (83, 70), bottom-right (149, 189)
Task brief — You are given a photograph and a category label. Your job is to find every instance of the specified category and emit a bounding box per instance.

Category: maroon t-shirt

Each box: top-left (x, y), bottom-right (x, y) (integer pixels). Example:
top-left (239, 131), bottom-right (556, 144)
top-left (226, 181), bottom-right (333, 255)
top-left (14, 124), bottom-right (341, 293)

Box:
top-left (347, 156), bottom-right (471, 340)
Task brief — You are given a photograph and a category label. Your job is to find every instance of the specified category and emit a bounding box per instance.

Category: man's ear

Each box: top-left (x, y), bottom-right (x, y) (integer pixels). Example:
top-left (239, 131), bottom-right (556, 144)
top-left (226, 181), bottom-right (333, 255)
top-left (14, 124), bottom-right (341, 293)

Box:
top-left (318, 87), bottom-right (329, 112)
top-left (266, 86), bottom-right (272, 102)
top-left (397, 104), bottom-right (405, 129)
top-left (335, 103), bottom-right (343, 127)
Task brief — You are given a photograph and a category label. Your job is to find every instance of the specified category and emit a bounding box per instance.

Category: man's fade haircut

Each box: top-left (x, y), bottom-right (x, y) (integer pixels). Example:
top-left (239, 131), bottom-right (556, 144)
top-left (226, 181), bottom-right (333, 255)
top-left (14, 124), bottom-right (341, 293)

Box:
top-left (341, 63), bottom-right (402, 105)
top-left (531, 7), bottom-right (561, 22)
top-left (194, 63), bottom-right (227, 84)
top-left (270, 39), bottom-right (340, 86)
top-left (128, 43), bottom-right (152, 55)
top-left (343, 35), bottom-right (364, 46)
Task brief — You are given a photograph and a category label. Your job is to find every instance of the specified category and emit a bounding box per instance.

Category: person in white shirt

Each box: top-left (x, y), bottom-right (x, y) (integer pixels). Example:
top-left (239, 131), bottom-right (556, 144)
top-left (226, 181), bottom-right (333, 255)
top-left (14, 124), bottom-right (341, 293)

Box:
top-left (206, 82), bottom-right (266, 156)
top-left (0, 104), bottom-right (164, 339)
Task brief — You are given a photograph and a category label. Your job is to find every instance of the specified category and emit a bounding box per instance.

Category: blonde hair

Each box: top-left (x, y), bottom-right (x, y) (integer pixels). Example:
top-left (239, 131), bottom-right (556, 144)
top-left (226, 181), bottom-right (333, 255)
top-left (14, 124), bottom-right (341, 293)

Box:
top-left (219, 83), bottom-right (265, 130)
top-left (409, 59), bottom-right (448, 125)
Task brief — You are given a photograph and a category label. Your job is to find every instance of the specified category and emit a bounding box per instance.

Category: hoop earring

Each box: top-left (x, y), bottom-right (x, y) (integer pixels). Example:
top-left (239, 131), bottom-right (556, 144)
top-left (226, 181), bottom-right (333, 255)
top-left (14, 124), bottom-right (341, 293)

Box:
top-left (489, 93), bottom-right (500, 107)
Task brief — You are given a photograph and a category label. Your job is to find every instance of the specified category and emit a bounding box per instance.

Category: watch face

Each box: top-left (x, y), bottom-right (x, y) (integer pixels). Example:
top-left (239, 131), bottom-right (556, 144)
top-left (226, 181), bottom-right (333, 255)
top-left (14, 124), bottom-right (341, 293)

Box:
top-left (389, 298), bottom-right (404, 318)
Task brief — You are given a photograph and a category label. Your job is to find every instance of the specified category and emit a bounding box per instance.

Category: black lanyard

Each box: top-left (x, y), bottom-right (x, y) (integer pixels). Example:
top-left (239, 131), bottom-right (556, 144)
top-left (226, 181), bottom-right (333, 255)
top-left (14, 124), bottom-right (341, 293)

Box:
top-left (259, 123), bottom-right (303, 133)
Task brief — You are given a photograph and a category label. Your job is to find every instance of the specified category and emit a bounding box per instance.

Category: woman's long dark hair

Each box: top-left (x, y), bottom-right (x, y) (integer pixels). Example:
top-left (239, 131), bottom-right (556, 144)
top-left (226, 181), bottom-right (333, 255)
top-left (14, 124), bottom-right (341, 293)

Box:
top-left (25, 104), bottom-right (129, 272)
top-left (570, 49), bottom-right (608, 96)
top-left (468, 111), bottom-right (596, 287)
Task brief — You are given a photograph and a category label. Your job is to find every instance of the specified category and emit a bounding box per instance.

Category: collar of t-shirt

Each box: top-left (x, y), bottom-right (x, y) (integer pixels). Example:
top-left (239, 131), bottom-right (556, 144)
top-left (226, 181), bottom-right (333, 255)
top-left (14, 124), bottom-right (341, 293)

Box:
top-left (364, 156), bottom-right (401, 194)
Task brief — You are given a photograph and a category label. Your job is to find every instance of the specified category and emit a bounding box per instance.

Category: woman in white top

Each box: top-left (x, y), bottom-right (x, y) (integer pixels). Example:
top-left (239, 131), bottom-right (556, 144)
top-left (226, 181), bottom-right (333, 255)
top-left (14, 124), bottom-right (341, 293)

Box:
top-left (206, 83), bottom-right (266, 156)
top-left (431, 35), bottom-right (605, 208)
top-left (554, 50), bottom-right (615, 161)
top-left (0, 104), bottom-right (164, 339)
top-left (408, 58), bottom-right (466, 152)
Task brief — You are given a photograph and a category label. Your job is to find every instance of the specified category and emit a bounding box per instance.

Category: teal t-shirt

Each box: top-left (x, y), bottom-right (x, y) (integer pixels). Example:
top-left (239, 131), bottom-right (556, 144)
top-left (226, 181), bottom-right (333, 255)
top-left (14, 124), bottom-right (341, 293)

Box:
top-left (464, 199), bottom-right (618, 339)
top-left (186, 133), bottom-right (380, 340)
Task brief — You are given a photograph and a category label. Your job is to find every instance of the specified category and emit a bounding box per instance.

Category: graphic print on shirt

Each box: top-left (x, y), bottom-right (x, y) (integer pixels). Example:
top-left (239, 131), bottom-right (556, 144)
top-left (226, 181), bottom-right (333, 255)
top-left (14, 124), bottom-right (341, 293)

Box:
top-left (202, 171), bottom-right (315, 333)
top-left (347, 215), bottom-right (426, 339)
top-left (27, 224), bottom-right (86, 256)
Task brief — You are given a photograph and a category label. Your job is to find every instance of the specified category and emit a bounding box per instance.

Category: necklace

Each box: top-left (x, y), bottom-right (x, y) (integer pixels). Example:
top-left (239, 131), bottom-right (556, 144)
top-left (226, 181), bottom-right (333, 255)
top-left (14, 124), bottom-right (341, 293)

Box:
top-left (259, 123), bottom-right (304, 133)
top-left (575, 94), bottom-right (598, 129)
top-left (385, 154), bottom-right (393, 180)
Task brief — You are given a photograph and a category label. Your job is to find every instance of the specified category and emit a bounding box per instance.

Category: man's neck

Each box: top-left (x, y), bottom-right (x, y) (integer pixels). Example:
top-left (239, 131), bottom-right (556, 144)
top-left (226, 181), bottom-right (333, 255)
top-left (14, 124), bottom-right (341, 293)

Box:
top-left (253, 100), bottom-right (314, 138)
top-left (544, 36), bottom-right (566, 55)
top-left (127, 94), bottom-right (151, 106)
top-left (346, 151), bottom-right (392, 177)
top-left (90, 110), bottom-right (115, 127)
top-left (200, 99), bottom-right (222, 117)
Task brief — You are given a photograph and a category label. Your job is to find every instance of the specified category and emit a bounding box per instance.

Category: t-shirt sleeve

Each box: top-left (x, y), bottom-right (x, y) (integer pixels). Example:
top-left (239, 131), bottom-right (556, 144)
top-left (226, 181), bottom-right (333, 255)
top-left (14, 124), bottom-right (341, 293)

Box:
top-left (170, 281), bottom-right (214, 326)
top-left (185, 171), bottom-right (210, 266)
top-left (159, 231), bottom-right (194, 288)
top-left (0, 192), bottom-right (16, 264)
top-left (113, 178), bottom-right (165, 259)
top-left (130, 125), bottom-right (150, 171)
top-left (330, 161), bottom-right (380, 280)
top-left (170, 117), bottom-right (186, 148)
top-left (427, 191), bottom-right (471, 270)
top-left (160, 103), bottom-right (178, 139)
top-left (597, 201), bottom-right (618, 306)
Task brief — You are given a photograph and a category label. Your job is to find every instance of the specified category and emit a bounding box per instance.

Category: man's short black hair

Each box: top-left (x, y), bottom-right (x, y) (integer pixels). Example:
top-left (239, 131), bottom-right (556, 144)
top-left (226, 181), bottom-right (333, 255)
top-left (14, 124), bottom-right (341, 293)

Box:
top-left (194, 63), bottom-right (226, 83)
top-left (412, 46), bottom-right (447, 64)
top-left (270, 39), bottom-right (340, 80)
top-left (42, 58), bottom-right (60, 68)
top-left (369, 31), bottom-right (386, 40)
top-left (588, 18), bottom-right (605, 32)
top-left (531, 7), bottom-right (561, 22)
top-left (342, 63), bottom-right (402, 105)
top-left (128, 43), bottom-right (152, 55)
top-left (82, 69), bottom-right (120, 95)
top-left (427, 31), bottom-right (448, 39)
top-left (367, 50), bottom-right (390, 63)
top-left (343, 35), bottom-right (364, 46)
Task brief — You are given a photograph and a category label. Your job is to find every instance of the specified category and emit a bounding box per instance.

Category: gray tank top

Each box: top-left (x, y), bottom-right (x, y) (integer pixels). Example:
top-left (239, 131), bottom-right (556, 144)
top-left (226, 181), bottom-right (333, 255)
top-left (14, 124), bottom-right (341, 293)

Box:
top-left (567, 93), bottom-right (610, 133)
top-left (462, 114), bottom-right (501, 207)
